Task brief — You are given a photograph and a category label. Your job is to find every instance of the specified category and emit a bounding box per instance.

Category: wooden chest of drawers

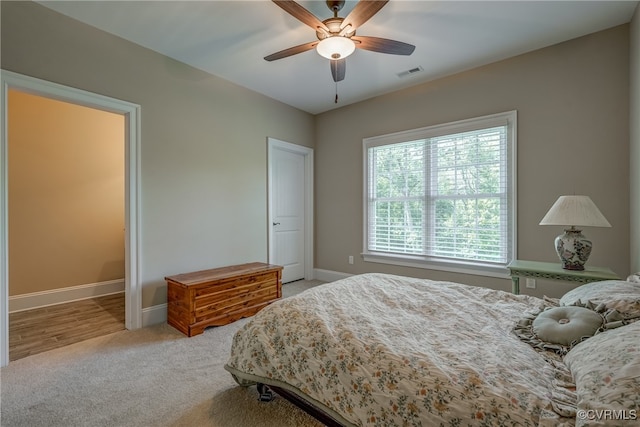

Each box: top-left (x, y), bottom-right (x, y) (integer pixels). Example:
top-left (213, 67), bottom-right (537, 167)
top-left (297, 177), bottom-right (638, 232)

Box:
top-left (165, 262), bottom-right (283, 337)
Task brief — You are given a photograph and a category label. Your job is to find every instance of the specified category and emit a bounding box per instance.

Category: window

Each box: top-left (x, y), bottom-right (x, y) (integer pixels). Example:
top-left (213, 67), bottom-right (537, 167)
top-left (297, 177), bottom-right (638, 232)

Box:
top-left (363, 111), bottom-right (516, 276)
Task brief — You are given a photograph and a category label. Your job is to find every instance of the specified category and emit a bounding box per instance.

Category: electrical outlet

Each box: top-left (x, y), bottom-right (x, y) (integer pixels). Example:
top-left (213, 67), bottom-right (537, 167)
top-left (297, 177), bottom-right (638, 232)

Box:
top-left (348, 255), bottom-right (354, 265)
top-left (525, 278), bottom-right (536, 289)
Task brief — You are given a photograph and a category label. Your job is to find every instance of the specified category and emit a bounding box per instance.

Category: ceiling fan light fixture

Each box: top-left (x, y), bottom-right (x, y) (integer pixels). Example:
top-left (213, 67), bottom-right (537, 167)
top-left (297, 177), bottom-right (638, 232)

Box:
top-left (316, 36), bottom-right (355, 60)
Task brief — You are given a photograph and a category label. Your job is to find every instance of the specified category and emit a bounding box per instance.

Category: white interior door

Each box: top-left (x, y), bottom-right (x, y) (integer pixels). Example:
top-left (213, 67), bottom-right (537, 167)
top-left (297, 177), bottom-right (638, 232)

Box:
top-left (268, 138), bottom-right (313, 284)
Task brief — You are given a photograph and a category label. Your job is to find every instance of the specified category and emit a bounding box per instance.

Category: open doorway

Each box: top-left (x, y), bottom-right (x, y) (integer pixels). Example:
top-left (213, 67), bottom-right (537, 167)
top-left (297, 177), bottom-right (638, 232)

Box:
top-left (1, 70), bottom-right (142, 367)
top-left (7, 90), bottom-right (125, 361)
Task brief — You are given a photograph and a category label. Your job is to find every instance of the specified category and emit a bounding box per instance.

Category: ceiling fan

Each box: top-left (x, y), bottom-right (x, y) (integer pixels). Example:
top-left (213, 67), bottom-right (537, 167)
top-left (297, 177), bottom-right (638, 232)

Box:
top-left (264, 0), bottom-right (415, 84)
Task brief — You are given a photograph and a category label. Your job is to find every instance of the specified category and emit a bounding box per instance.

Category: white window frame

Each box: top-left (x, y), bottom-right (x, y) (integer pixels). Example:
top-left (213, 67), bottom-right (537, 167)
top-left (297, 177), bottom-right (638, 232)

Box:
top-left (362, 111), bottom-right (517, 278)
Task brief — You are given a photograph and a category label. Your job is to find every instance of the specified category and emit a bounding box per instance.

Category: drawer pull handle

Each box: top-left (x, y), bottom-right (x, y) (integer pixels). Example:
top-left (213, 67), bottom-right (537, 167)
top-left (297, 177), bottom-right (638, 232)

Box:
top-left (272, 222), bottom-right (281, 226)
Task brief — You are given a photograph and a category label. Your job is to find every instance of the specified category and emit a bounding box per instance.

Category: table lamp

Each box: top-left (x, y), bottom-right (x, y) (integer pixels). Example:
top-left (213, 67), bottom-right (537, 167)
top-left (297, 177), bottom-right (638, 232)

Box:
top-left (539, 195), bottom-right (611, 270)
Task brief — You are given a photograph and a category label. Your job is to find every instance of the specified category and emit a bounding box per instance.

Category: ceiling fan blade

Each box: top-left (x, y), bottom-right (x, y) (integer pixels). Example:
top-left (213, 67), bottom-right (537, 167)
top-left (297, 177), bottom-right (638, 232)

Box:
top-left (341, 0), bottom-right (389, 30)
top-left (352, 36), bottom-right (415, 55)
top-left (272, 0), bottom-right (329, 33)
top-left (264, 41), bottom-right (318, 61)
top-left (330, 59), bottom-right (346, 82)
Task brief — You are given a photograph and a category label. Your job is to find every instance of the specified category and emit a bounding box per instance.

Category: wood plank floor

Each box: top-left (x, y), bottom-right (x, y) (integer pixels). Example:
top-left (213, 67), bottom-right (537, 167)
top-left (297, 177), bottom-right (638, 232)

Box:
top-left (9, 293), bottom-right (125, 362)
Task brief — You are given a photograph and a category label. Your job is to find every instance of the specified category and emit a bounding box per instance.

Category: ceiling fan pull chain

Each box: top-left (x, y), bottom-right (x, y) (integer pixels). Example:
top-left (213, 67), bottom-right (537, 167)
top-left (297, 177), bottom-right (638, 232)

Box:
top-left (335, 81), bottom-right (339, 103)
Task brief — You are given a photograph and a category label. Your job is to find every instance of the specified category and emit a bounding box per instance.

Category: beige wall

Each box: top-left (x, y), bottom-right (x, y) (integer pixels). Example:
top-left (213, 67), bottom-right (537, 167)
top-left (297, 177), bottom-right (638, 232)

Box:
top-left (315, 25), bottom-right (630, 298)
top-left (631, 4), bottom-right (640, 274)
top-left (1, 1), bottom-right (315, 308)
top-left (8, 90), bottom-right (124, 296)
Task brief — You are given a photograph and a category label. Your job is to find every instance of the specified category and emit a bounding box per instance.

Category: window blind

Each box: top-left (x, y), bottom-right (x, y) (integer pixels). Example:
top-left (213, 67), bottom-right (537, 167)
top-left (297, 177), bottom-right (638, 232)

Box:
top-left (427, 126), bottom-right (508, 263)
top-left (368, 139), bottom-right (425, 254)
top-left (365, 111), bottom-right (515, 268)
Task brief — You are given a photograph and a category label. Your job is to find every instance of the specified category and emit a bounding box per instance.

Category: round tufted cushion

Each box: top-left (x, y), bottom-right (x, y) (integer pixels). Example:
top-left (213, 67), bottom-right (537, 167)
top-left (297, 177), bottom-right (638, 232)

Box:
top-left (532, 306), bottom-right (603, 347)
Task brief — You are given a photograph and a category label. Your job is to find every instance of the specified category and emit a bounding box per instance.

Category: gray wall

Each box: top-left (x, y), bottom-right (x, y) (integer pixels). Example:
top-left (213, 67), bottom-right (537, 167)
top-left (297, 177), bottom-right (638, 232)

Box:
top-left (1, 1), bottom-right (315, 309)
top-left (2, 2), bottom-right (636, 306)
top-left (315, 25), bottom-right (631, 298)
top-left (631, 5), bottom-right (640, 274)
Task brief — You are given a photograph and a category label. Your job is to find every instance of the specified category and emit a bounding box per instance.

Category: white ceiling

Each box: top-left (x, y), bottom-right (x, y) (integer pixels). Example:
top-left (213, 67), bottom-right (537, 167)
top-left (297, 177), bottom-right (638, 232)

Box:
top-left (38, 1), bottom-right (638, 115)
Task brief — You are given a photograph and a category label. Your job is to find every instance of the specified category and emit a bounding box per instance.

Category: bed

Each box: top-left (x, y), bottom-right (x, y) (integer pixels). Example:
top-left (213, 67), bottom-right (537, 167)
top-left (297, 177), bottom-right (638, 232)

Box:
top-left (225, 273), bottom-right (640, 426)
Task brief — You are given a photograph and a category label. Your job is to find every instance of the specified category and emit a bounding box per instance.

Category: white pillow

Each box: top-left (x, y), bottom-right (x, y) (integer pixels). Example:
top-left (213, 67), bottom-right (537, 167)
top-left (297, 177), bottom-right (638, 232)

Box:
top-left (560, 280), bottom-right (640, 316)
top-left (627, 273), bottom-right (640, 283)
top-left (564, 322), bottom-right (640, 426)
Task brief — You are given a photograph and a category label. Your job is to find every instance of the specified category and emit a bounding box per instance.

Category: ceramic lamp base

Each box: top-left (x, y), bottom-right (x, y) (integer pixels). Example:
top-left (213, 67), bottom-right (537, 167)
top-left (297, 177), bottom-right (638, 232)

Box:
top-left (554, 228), bottom-right (592, 271)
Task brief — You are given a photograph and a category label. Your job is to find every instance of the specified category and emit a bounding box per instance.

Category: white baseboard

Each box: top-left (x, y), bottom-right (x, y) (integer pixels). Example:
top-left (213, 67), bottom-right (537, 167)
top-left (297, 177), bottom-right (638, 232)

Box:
top-left (142, 303), bottom-right (167, 327)
top-left (313, 269), bottom-right (352, 282)
top-left (9, 279), bottom-right (125, 313)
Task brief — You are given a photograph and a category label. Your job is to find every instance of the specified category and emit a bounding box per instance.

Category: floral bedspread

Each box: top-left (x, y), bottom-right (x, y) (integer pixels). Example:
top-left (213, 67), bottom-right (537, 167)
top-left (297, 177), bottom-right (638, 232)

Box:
top-left (225, 273), bottom-right (576, 427)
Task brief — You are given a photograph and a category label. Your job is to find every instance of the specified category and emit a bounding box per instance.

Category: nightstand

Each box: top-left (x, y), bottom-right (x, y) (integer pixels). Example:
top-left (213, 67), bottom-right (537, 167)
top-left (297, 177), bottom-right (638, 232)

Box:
top-left (507, 260), bottom-right (619, 295)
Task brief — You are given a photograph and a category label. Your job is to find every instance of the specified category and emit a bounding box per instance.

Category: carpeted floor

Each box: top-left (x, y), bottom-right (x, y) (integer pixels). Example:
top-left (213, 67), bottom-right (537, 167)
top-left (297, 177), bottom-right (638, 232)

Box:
top-left (0, 280), bottom-right (326, 427)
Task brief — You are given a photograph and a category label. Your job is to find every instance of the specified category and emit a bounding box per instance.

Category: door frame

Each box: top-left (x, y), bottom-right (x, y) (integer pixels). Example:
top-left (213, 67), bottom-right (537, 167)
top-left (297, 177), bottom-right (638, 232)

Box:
top-left (0, 70), bottom-right (142, 367)
top-left (267, 137), bottom-right (314, 281)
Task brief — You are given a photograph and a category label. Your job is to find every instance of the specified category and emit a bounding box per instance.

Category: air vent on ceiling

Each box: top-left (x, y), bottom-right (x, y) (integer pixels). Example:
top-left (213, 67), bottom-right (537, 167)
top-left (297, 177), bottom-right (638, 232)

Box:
top-left (397, 66), bottom-right (424, 78)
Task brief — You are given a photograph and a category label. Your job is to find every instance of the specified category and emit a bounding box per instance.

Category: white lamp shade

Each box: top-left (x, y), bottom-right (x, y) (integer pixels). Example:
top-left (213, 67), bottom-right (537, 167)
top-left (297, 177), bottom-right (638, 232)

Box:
top-left (316, 36), bottom-right (356, 60)
top-left (539, 195), bottom-right (611, 228)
